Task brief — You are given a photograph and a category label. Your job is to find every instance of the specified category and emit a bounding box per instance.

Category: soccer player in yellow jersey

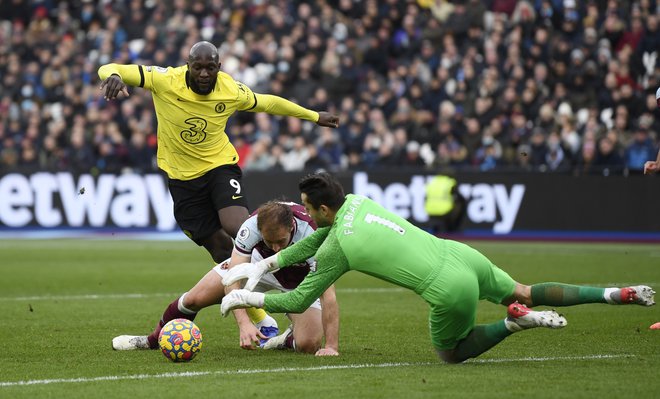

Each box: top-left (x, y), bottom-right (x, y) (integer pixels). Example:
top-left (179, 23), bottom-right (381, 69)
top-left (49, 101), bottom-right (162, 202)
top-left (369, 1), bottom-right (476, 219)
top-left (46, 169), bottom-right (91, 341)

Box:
top-left (99, 41), bottom-right (339, 262)
top-left (99, 41), bottom-right (339, 350)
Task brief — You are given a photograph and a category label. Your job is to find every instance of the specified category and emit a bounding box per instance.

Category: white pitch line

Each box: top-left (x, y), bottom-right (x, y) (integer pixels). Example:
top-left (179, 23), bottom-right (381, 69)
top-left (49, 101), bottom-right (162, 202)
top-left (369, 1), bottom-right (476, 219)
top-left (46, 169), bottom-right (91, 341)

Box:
top-left (5, 284), bottom-right (658, 302)
top-left (0, 288), bottom-right (408, 302)
top-left (469, 354), bottom-right (635, 364)
top-left (2, 293), bottom-right (180, 302)
top-left (0, 362), bottom-right (429, 387)
top-left (0, 354), bottom-right (634, 388)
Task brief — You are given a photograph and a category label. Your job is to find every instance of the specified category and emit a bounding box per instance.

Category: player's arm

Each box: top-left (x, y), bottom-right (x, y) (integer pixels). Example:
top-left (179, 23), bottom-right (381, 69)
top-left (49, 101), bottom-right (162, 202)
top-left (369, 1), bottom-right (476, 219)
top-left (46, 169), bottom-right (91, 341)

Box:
top-left (221, 227), bottom-right (332, 290)
top-left (221, 247), bottom-right (348, 316)
top-left (98, 63), bottom-right (148, 99)
top-left (316, 284), bottom-right (340, 356)
top-left (264, 247), bottom-right (348, 314)
top-left (251, 94), bottom-right (339, 127)
top-left (277, 226), bottom-right (332, 267)
top-left (224, 251), bottom-right (264, 349)
top-left (234, 81), bottom-right (338, 127)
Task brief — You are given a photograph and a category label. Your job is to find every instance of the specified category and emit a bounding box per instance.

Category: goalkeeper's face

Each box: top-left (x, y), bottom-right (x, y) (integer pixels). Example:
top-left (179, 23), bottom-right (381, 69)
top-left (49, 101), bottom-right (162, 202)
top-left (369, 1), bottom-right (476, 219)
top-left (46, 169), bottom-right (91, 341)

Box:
top-left (301, 193), bottom-right (333, 227)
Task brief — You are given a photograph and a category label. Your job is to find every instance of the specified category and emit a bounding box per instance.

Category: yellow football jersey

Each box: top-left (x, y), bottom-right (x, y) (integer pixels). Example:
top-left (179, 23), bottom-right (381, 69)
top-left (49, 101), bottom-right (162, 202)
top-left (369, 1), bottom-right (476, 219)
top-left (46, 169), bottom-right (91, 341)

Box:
top-left (143, 65), bottom-right (253, 180)
top-left (99, 63), bottom-right (319, 180)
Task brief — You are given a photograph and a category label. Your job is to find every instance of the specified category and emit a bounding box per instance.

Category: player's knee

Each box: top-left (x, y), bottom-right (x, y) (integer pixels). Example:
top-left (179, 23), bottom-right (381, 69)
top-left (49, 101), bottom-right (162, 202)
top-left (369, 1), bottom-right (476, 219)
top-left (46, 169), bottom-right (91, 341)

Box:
top-left (202, 230), bottom-right (234, 263)
top-left (293, 334), bottom-right (322, 354)
top-left (210, 247), bottom-right (232, 264)
top-left (222, 223), bottom-right (241, 240)
top-left (210, 240), bottom-right (233, 264)
top-left (436, 349), bottom-right (464, 364)
top-left (181, 292), bottom-right (205, 312)
top-left (503, 283), bottom-right (533, 307)
top-left (514, 284), bottom-right (533, 306)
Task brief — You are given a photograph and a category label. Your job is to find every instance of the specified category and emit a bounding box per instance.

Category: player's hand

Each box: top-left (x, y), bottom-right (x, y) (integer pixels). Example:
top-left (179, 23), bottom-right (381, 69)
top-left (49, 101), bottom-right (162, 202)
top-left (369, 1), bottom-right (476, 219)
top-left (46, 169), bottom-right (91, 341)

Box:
top-left (317, 112), bottom-right (339, 128)
top-left (221, 289), bottom-right (265, 317)
top-left (315, 347), bottom-right (339, 356)
top-left (237, 322), bottom-right (266, 350)
top-left (222, 261), bottom-right (269, 291)
top-left (644, 161), bottom-right (659, 175)
top-left (100, 74), bottom-right (129, 100)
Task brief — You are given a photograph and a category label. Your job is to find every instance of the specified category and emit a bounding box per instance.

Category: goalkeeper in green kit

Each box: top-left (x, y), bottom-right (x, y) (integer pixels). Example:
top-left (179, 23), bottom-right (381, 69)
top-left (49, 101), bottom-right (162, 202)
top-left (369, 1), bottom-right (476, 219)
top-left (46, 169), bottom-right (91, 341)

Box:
top-left (221, 173), bottom-right (655, 363)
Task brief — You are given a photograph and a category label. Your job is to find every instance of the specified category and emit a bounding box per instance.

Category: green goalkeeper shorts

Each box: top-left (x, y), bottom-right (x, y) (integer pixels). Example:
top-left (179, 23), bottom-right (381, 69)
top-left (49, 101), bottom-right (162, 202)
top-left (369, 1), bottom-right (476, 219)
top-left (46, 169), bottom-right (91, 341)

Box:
top-left (426, 240), bottom-right (516, 350)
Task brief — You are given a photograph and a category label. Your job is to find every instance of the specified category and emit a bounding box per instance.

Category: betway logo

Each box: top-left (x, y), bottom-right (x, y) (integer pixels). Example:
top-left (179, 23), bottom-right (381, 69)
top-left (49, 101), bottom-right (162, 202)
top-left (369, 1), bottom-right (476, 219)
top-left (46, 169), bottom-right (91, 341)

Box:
top-left (0, 173), bottom-right (176, 230)
top-left (353, 172), bottom-right (525, 234)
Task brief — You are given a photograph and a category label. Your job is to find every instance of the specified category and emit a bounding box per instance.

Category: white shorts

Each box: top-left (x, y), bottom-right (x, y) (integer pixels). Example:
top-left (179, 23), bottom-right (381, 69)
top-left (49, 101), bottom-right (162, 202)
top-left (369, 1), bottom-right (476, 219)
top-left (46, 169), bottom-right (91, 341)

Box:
top-left (213, 260), bottom-right (321, 311)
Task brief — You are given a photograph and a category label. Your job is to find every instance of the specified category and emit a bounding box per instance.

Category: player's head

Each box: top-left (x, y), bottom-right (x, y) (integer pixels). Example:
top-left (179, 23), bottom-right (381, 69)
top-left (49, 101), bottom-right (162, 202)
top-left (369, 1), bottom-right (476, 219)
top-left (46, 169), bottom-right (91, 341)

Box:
top-left (257, 201), bottom-right (295, 252)
top-left (656, 87), bottom-right (660, 108)
top-left (187, 41), bottom-right (220, 95)
top-left (299, 172), bottom-right (345, 227)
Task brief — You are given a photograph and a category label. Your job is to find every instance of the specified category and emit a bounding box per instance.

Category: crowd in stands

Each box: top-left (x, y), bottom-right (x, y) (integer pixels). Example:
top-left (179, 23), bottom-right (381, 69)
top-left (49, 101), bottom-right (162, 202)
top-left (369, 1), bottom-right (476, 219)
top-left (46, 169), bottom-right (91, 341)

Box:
top-left (1, 0), bottom-right (659, 176)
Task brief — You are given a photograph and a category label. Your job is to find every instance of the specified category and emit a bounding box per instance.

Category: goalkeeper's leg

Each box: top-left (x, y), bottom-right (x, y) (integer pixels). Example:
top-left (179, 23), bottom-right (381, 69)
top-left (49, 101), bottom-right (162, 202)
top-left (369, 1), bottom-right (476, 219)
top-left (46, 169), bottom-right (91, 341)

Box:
top-left (435, 302), bottom-right (567, 363)
top-left (505, 283), bottom-right (655, 307)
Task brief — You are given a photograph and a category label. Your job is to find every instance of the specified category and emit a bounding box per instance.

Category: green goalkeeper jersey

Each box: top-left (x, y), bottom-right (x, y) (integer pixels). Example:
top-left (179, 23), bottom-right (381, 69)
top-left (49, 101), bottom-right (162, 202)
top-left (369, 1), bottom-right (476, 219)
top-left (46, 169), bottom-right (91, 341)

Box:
top-left (264, 194), bottom-right (448, 313)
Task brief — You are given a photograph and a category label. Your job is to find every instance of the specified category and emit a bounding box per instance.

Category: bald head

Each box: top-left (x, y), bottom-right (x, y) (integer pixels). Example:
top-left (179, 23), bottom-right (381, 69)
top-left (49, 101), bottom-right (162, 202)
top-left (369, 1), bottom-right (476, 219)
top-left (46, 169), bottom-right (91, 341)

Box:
top-left (187, 41), bottom-right (220, 95)
top-left (189, 41), bottom-right (219, 63)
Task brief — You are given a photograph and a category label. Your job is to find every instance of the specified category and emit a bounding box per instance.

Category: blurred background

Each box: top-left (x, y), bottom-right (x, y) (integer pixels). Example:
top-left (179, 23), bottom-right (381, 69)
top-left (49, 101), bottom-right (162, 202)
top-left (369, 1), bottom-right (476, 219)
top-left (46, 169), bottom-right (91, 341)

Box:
top-left (0, 0), bottom-right (659, 239)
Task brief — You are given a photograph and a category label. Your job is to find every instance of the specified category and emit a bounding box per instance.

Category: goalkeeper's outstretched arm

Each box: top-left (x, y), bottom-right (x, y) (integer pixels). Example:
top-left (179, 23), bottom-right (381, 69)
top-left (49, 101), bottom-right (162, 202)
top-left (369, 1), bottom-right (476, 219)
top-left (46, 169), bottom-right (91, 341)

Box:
top-left (277, 226), bottom-right (331, 267)
top-left (222, 227), bottom-right (332, 291)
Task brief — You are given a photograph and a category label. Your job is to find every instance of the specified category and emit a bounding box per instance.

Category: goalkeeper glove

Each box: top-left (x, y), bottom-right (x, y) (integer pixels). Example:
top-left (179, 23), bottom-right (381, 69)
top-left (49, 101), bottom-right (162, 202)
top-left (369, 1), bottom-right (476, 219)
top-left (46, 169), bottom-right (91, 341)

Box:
top-left (223, 256), bottom-right (279, 291)
top-left (221, 289), bottom-right (265, 317)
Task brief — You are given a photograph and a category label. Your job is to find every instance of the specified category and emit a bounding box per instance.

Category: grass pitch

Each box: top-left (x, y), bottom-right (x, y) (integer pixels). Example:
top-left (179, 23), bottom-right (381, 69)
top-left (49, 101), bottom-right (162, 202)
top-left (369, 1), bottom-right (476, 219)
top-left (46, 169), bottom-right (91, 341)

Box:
top-left (0, 239), bottom-right (658, 398)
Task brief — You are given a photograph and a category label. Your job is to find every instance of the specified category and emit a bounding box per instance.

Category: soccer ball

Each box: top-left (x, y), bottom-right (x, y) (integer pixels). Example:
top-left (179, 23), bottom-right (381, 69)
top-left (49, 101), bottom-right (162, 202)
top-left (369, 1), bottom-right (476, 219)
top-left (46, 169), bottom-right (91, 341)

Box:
top-left (158, 319), bottom-right (203, 362)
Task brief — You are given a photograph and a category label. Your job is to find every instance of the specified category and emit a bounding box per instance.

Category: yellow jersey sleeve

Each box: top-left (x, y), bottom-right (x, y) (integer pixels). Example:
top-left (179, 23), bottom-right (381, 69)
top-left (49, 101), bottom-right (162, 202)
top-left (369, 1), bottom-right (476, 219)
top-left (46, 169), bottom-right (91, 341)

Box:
top-left (250, 93), bottom-right (319, 122)
top-left (98, 63), bottom-right (171, 95)
top-left (232, 79), bottom-right (318, 122)
top-left (234, 81), bottom-right (259, 111)
top-left (98, 64), bottom-right (143, 86)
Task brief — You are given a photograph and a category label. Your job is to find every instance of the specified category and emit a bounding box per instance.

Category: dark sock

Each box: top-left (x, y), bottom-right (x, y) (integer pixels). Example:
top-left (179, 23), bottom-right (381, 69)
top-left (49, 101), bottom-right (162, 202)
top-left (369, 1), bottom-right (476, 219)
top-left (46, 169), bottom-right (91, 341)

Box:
top-left (531, 283), bottom-right (605, 306)
top-left (451, 320), bottom-right (512, 362)
top-left (286, 334), bottom-right (295, 350)
top-left (147, 297), bottom-right (197, 349)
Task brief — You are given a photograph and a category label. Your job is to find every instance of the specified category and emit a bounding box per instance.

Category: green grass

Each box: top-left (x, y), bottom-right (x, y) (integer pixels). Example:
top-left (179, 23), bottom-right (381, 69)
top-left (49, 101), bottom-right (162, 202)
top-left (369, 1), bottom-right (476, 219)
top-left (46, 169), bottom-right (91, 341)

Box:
top-left (0, 239), bottom-right (659, 398)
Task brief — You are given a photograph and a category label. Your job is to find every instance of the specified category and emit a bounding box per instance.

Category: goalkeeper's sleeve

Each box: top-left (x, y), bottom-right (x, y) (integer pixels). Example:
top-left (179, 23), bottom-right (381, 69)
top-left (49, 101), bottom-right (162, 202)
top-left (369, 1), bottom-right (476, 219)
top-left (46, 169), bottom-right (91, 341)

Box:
top-left (277, 227), bottom-right (331, 268)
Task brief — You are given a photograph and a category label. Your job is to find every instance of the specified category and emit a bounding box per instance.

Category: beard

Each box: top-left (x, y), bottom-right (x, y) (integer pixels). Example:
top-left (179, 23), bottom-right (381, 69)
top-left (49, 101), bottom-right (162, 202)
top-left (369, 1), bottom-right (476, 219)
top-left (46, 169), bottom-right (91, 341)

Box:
top-left (189, 77), bottom-right (215, 95)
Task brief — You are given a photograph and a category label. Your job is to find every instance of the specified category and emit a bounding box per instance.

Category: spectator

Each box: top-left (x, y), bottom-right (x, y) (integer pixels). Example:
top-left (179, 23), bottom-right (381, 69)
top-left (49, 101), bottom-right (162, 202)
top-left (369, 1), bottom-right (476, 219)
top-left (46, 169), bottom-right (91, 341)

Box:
top-left (625, 127), bottom-right (657, 174)
top-left (594, 136), bottom-right (625, 176)
top-left (279, 136), bottom-right (310, 172)
top-left (0, 0), bottom-right (658, 176)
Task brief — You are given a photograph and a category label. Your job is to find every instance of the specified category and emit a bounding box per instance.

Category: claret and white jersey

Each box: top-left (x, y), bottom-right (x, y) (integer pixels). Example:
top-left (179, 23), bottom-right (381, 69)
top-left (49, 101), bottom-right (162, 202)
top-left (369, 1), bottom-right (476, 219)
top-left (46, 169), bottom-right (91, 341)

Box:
top-left (234, 202), bottom-right (317, 289)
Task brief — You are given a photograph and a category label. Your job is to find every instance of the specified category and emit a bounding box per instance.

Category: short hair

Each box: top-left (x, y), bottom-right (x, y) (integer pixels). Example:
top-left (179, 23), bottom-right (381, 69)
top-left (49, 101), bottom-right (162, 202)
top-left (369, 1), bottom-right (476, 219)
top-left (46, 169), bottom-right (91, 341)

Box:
top-left (298, 172), bottom-right (345, 211)
top-left (257, 201), bottom-right (293, 232)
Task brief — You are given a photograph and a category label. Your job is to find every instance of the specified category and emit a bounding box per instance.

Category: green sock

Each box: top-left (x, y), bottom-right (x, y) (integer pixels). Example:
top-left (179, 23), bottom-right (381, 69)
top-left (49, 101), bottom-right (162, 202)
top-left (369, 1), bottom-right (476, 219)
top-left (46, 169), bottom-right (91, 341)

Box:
top-left (531, 283), bottom-right (605, 306)
top-left (452, 320), bottom-right (512, 362)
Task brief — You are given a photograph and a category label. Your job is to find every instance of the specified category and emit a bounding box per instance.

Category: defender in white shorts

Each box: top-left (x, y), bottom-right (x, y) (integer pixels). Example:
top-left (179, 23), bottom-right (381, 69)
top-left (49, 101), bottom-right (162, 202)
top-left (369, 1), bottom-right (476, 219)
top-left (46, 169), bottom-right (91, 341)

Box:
top-left (222, 201), bottom-right (339, 354)
top-left (112, 201), bottom-right (339, 356)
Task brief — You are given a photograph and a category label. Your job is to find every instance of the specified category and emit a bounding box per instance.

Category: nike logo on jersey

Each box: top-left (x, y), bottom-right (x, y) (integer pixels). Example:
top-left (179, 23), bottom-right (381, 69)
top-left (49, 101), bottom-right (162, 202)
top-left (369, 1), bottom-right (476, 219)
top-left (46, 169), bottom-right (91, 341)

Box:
top-left (232, 195), bottom-right (243, 200)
